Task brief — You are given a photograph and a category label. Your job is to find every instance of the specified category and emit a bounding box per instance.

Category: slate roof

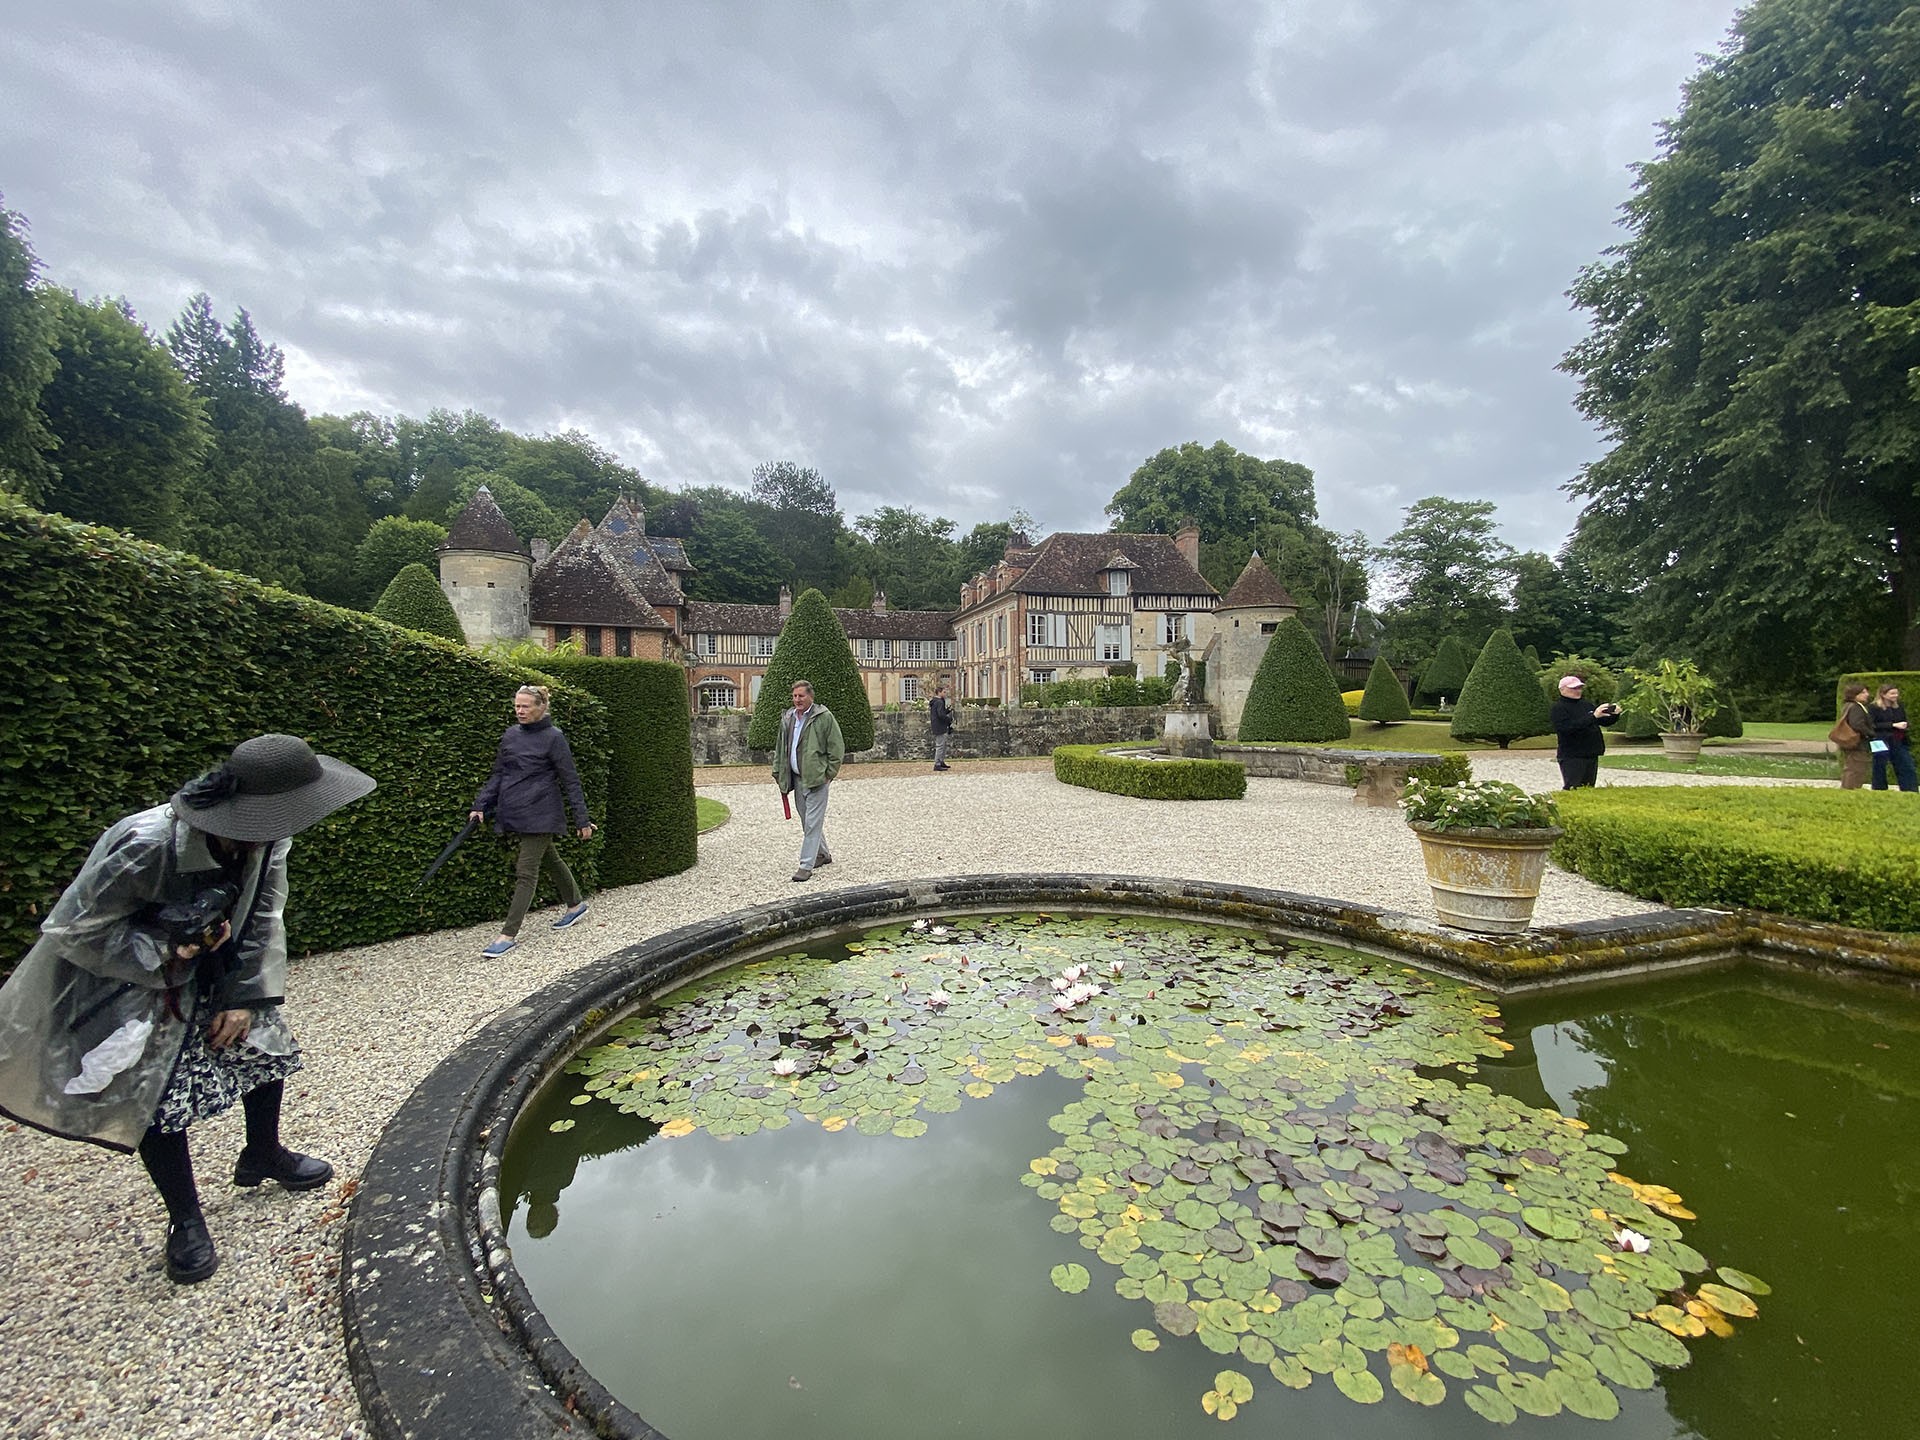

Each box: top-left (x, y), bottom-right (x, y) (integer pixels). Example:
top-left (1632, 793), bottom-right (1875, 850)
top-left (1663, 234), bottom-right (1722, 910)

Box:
top-left (1011, 532), bottom-right (1217, 599)
top-left (683, 600), bottom-right (956, 642)
top-left (1219, 552), bottom-right (1299, 609)
top-left (593, 498), bottom-right (688, 607)
top-left (531, 522), bottom-right (670, 629)
top-left (440, 486), bottom-right (527, 555)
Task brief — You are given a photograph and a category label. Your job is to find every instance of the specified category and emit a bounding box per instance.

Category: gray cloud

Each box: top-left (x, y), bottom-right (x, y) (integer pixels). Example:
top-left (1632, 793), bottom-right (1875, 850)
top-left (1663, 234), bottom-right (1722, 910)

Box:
top-left (1, 0), bottom-right (1739, 560)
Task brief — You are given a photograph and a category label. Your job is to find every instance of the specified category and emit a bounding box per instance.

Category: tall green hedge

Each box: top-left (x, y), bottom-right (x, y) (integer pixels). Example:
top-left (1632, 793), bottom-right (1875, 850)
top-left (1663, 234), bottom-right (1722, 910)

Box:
top-left (1539, 656), bottom-right (1619, 707)
top-left (0, 497), bottom-right (608, 967)
top-left (1238, 617), bottom-right (1349, 742)
top-left (1555, 786), bottom-right (1920, 932)
top-left (746, 587), bottom-right (876, 751)
top-left (1356, 654), bottom-right (1411, 724)
top-left (1451, 629), bottom-right (1552, 748)
top-left (1836, 672), bottom-right (1920, 717)
top-left (372, 561), bottom-right (466, 642)
top-left (535, 655), bottom-right (696, 886)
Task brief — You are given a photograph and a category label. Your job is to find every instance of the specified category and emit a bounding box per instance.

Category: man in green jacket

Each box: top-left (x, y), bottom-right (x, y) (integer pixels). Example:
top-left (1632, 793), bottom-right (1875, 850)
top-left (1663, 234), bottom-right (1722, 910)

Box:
top-left (771, 679), bottom-right (845, 881)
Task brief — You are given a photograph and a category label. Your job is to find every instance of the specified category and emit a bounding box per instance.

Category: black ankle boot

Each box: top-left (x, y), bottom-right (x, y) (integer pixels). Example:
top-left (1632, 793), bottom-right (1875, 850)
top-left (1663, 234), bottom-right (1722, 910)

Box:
top-left (165, 1215), bottom-right (219, 1284)
top-left (233, 1146), bottom-right (334, 1191)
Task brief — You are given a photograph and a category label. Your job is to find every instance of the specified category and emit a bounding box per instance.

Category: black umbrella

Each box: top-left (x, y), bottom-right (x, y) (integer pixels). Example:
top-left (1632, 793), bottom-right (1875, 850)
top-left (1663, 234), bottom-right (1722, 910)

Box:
top-left (413, 816), bottom-right (481, 894)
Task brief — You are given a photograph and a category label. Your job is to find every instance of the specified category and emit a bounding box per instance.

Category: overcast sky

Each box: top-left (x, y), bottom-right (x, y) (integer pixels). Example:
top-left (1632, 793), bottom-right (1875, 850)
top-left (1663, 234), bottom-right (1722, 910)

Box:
top-left (3, 1), bottom-right (1740, 554)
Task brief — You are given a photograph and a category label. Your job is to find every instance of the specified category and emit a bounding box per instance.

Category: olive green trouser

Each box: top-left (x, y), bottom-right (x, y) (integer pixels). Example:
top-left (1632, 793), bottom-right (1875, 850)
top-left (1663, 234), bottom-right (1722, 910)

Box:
top-left (503, 834), bottom-right (582, 937)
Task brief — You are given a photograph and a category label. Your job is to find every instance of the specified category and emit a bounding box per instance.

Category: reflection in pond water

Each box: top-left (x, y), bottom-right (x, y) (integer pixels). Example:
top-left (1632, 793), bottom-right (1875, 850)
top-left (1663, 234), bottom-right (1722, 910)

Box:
top-left (501, 916), bottom-right (1913, 1439)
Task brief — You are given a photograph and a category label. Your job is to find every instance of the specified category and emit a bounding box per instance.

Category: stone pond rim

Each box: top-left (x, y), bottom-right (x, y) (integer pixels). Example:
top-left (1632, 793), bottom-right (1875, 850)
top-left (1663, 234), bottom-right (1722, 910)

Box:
top-left (338, 872), bottom-right (1920, 1440)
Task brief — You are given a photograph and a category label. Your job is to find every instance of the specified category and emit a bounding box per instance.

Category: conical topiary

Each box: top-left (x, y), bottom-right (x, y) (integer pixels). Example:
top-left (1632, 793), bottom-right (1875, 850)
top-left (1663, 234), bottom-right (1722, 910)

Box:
top-left (1237, 616), bottom-right (1350, 742)
top-left (746, 587), bottom-right (876, 752)
top-left (1700, 689), bottom-right (1743, 738)
top-left (1357, 654), bottom-right (1411, 725)
top-left (1450, 628), bottom-right (1551, 748)
top-left (1522, 644), bottom-right (1542, 671)
top-left (372, 562), bottom-right (466, 643)
top-left (1418, 635), bottom-right (1471, 705)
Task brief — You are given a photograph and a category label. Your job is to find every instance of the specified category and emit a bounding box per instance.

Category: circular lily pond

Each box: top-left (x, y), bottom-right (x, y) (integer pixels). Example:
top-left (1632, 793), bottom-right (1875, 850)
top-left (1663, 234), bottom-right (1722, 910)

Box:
top-left (500, 914), bottom-right (1770, 1437)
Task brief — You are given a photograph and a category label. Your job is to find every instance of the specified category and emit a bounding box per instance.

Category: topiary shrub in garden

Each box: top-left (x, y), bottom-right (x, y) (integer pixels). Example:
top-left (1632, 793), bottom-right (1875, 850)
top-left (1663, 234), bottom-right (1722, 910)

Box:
top-left (1418, 636), bottom-right (1472, 705)
top-left (1701, 690), bottom-right (1743, 739)
top-left (1523, 644), bottom-right (1542, 670)
top-left (0, 496), bottom-right (608, 969)
top-left (1539, 655), bottom-right (1618, 707)
top-left (352, 515), bottom-right (447, 606)
top-left (746, 587), bottom-right (875, 752)
top-left (1451, 629), bottom-right (1551, 748)
top-left (1835, 672), bottom-right (1920, 716)
top-left (1554, 787), bottom-right (1920, 932)
top-left (1237, 617), bottom-right (1349, 742)
top-left (1357, 654), bottom-right (1412, 725)
top-left (534, 655), bottom-right (696, 887)
top-left (372, 561), bottom-right (466, 643)
top-left (1053, 746), bottom-right (1246, 800)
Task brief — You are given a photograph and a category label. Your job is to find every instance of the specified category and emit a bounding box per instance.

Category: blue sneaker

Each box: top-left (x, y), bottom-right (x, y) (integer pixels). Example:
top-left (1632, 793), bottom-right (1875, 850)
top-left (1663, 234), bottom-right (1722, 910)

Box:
top-left (481, 938), bottom-right (518, 958)
top-left (552, 901), bottom-right (591, 930)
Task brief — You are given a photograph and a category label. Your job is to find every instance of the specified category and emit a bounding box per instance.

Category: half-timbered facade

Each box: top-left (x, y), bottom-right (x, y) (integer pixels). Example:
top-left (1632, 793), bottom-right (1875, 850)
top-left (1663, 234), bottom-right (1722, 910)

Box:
top-left (684, 589), bottom-right (957, 711)
top-left (952, 527), bottom-right (1219, 701)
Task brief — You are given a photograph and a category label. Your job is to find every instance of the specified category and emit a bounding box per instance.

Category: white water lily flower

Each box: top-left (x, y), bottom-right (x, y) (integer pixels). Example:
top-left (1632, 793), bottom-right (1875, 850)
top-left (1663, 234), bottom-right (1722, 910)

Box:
top-left (1061, 964), bottom-right (1088, 982)
top-left (771, 1056), bottom-right (798, 1076)
top-left (911, 919), bottom-right (928, 931)
top-left (1064, 982), bottom-right (1102, 1006)
top-left (931, 926), bottom-right (950, 938)
top-left (926, 989), bottom-right (952, 1007)
top-left (1052, 975), bottom-right (1072, 991)
top-left (1612, 1227), bottom-right (1651, 1253)
top-left (1108, 960), bottom-right (1125, 976)
top-left (1051, 994), bottom-right (1077, 1012)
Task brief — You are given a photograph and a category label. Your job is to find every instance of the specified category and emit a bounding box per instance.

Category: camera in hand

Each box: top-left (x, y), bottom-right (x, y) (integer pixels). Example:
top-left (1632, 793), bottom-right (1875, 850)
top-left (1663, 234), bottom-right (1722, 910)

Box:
top-left (155, 883), bottom-right (238, 953)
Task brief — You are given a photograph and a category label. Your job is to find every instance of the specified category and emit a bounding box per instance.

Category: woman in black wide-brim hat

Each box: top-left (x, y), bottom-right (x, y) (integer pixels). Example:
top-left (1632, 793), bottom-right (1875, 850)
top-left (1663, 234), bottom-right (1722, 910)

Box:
top-left (0, 734), bottom-right (375, 1284)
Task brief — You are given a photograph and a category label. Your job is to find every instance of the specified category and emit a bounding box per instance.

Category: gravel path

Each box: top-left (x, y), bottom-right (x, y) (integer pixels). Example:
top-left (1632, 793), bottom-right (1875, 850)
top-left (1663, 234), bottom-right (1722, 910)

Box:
top-left (0, 756), bottom-right (1815, 1438)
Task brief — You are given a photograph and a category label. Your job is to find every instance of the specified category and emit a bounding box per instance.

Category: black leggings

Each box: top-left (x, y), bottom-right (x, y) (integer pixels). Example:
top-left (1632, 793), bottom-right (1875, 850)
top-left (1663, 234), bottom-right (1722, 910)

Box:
top-left (137, 1080), bottom-right (285, 1221)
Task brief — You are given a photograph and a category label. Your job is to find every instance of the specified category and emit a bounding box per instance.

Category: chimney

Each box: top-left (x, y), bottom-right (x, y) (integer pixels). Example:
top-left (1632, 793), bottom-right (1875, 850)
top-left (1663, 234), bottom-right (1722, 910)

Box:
top-left (1174, 523), bottom-right (1201, 571)
top-left (871, 590), bottom-right (888, 614)
top-left (777, 584), bottom-right (793, 621)
top-left (531, 537), bottom-right (551, 564)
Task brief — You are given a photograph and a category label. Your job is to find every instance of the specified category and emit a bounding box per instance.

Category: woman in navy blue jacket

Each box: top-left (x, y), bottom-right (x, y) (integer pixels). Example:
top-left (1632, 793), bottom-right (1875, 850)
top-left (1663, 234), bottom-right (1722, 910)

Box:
top-left (469, 685), bottom-right (595, 957)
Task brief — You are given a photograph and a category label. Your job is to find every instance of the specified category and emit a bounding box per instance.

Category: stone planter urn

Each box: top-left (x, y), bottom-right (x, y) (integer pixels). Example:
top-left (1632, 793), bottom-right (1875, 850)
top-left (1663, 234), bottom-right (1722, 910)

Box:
top-left (1659, 732), bottom-right (1705, 762)
top-left (1411, 824), bottom-right (1564, 935)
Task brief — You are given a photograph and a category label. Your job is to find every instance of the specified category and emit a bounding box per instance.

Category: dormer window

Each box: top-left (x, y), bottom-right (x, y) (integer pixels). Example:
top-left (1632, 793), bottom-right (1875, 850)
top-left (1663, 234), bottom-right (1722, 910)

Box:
top-left (1106, 569), bottom-right (1131, 597)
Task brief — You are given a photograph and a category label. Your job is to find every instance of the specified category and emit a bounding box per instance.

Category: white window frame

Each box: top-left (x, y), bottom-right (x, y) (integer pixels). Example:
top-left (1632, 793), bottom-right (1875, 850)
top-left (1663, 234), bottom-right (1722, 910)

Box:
top-left (936, 640), bottom-right (954, 661)
top-left (906, 639), bottom-right (923, 662)
top-left (1097, 623), bottom-right (1129, 663)
top-left (1030, 668), bottom-right (1055, 684)
top-left (695, 679), bottom-right (736, 710)
top-left (1161, 612), bottom-right (1191, 646)
top-left (751, 634), bottom-right (776, 658)
top-left (902, 675), bottom-right (921, 702)
top-left (1107, 569), bottom-right (1131, 597)
top-left (700, 632), bottom-right (717, 656)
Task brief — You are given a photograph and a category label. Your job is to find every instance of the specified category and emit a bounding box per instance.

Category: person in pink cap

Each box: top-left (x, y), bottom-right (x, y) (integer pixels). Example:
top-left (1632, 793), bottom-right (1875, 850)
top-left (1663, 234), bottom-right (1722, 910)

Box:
top-left (1548, 673), bottom-right (1620, 789)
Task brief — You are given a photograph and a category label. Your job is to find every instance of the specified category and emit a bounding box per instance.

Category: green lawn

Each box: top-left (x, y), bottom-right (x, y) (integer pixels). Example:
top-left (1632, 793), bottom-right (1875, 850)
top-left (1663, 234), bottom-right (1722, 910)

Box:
top-left (1277, 721), bottom-right (1557, 753)
top-left (696, 796), bottom-right (731, 833)
top-left (1725, 721), bottom-right (1832, 743)
top-left (1601, 753), bottom-right (1838, 781)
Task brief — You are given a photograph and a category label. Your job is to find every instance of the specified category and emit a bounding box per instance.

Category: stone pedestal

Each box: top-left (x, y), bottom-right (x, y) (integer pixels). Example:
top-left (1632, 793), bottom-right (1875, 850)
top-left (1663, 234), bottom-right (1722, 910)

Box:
top-left (1163, 706), bottom-right (1216, 759)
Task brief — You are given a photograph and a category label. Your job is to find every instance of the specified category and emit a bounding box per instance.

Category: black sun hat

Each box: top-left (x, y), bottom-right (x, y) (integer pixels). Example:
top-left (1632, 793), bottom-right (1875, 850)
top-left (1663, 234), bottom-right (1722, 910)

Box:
top-left (170, 734), bottom-right (377, 842)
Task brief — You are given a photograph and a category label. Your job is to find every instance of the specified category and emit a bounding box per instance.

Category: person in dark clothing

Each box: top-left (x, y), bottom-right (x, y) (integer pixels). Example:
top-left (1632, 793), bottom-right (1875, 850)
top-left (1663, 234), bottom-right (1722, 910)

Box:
top-left (0, 733), bottom-right (376, 1284)
top-left (470, 685), bottom-right (595, 957)
top-left (1837, 682), bottom-right (1874, 790)
top-left (1549, 673), bottom-right (1621, 790)
top-left (928, 681), bottom-right (955, 771)
top-left (1868, 683), bottom-right (1918, 793)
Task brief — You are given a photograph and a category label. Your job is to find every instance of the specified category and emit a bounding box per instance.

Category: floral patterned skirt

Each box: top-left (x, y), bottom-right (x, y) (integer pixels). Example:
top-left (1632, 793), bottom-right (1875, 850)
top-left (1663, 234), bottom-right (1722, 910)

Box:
top-left (149, 994), bottom-right (304, 1134)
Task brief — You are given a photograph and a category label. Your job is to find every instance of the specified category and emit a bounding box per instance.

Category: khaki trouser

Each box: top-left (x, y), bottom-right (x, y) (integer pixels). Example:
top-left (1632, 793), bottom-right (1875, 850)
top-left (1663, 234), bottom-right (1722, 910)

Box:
top-left (503, 834), bottom-right (582, 936)
top-left (1840, 746), bottom-right (1870, 789)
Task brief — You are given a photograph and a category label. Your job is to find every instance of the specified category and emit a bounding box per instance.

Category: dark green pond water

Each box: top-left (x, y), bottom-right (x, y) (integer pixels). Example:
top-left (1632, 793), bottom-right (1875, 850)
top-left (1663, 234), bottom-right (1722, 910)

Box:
top-left (500, 915), bottom-right (1917, 1439)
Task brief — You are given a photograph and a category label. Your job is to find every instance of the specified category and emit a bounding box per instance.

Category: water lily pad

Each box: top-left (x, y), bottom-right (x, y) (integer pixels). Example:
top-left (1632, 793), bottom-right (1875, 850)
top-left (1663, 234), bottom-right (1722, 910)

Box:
top-left (1716, 1266), bottom-right (1772, 1297)
top-left (1131, 1329), bottom-right (1161, 1352)
top-left (1051, 1263), bottom-right (1090, 1294)
top-left (1465, 1383), bottom-right (1519, 1424)
top-left (1696, 1283), bottom-right (1759, 1318)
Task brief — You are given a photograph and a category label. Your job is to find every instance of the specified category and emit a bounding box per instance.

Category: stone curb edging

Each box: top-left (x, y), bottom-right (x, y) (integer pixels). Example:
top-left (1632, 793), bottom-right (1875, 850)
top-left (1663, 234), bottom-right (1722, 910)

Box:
top-left (340, 875), bottom-right (1919, 1440)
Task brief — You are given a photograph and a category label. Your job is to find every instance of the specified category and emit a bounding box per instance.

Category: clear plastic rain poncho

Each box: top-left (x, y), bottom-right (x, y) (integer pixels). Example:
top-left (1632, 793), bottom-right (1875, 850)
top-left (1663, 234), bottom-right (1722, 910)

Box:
top-left (0, 805), bottom-right (292, 1152)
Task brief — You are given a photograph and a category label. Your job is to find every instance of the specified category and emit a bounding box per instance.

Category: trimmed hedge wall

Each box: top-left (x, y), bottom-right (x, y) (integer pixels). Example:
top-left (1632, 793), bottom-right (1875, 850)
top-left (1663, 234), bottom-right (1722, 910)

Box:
top-left (535, 655), bottom-right (697, 887)
top-left (1554, 785), bottom-right (1920, 932)
top-left (0, 497), bottom-right (610, 966)
top-left (1836, 672), bottom-right (1920, 716)
top-left (1053, 745), bottom-right (1247, 801)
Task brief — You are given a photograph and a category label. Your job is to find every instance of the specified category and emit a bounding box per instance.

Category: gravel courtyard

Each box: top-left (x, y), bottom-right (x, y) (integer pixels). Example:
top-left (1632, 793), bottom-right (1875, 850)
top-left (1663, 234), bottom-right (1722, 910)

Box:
top-left (0, 756), bottom-right (1811, 1439)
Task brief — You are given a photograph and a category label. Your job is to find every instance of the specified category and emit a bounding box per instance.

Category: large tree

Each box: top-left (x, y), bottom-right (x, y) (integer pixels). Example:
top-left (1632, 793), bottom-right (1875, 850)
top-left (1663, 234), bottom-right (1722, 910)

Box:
top-left (750, 459), bottom-right (847, 593)
top-left (1562, 0), bottom-right (1920, 698)
top-left (37, 290), bottom-right (208, 543)
top-left (0, 199), bottom-right (57, 500)
top-left (1376, 496), bottom-right (1515, 665)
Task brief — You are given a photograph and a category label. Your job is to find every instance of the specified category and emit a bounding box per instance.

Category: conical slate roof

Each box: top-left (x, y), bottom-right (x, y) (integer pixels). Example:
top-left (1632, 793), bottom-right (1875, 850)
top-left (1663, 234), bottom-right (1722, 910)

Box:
top-left (1219, 551), bottom-right (1297, 609)
top-left (594, 497), bottom-right (688, 605)
top-left (439, 485), bottom-right (527, 555)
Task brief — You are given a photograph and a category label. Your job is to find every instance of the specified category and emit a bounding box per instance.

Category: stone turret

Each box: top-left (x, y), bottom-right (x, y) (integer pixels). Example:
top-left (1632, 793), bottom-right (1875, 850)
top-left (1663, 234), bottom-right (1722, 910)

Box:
top-left (1215, 552), bottom-right (1300, 738)
top-left (437, 486), bottom-right (532, 648)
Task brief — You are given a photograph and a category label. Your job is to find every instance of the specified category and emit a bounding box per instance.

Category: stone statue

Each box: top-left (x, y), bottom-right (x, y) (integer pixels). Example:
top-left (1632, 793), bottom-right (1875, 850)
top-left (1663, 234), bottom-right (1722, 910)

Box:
top-left (1169, 640), bottom-right (1193, 706)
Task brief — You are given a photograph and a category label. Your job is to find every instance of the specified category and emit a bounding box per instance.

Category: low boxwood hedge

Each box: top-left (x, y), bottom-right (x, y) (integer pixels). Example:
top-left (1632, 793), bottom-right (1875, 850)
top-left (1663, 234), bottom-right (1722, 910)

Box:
top-left (1554, 786), bottom-right (1920, 932)
top-left (1053, 745), bottom-right (1246, 801)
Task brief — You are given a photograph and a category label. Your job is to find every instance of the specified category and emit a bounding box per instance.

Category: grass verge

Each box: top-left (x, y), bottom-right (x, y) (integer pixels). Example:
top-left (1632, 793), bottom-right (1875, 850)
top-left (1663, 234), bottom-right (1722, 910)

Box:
top-left (696, 796), bottom-right (731, 833)
top-left (1601, 754), bottom-right (1837, 781)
